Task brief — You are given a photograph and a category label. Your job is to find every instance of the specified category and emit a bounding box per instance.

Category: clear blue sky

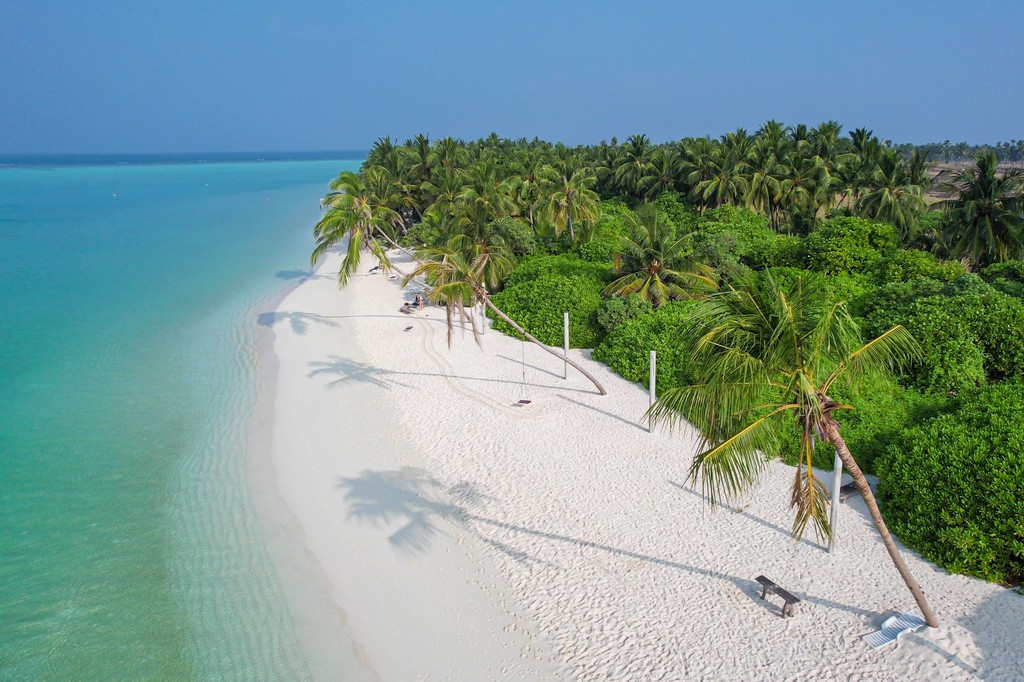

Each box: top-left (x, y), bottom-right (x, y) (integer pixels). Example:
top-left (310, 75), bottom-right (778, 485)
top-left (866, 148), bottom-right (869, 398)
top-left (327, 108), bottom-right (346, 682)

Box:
top-left (2, 1), bottom-right (1021, 153)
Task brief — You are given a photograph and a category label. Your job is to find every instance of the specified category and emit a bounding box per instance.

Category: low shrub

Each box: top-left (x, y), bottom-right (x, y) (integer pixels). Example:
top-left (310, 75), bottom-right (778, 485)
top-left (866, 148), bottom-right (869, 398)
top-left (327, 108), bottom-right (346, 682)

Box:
top-left (804, 217), bottom-right (899, 275)
top-left (489, 274), bottom-right (604, 348)
top-left (865, 276), bottom-right (1024, 391)
top-left (865, 294), bottom-right (988, 395)
top-left (595, 294), bottom-right (653, 335)
top-left (488, 217), bottom-right (536, 257)
top-left (401, 221), bottom-right (443, 248)
top-left (501, 254), bottom-right (610, 289)
top-left (876, 381), bottom-right (1024, 586)
top-left (592, 301), bottom-right (698, 390)
top-left (653, 191), bottom-right (701, 232)
top-left (876, 249), bottom-right (965, 283)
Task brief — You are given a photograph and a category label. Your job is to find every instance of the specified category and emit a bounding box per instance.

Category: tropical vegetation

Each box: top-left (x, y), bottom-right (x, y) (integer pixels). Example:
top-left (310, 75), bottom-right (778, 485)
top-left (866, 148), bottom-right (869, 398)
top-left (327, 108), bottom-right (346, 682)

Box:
top-left (311, 124), bottom-right (1024, 605)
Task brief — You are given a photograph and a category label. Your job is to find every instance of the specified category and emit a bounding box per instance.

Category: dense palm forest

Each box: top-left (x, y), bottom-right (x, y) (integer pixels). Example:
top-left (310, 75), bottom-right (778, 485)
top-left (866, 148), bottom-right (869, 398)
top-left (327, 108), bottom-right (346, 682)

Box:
top-left (313, 123), bottom-right (1024, 592)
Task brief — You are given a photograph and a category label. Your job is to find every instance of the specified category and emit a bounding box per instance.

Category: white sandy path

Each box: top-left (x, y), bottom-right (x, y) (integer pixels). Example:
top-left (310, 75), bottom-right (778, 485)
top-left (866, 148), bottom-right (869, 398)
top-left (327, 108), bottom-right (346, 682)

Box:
top-left (266, 250), bottom-right (1024, 681)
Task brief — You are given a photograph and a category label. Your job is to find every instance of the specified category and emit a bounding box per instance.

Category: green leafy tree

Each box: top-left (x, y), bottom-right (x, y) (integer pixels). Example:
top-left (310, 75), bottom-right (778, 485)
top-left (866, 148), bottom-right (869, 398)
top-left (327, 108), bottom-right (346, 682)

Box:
top-left (650, 274), bottom-right (938, 627)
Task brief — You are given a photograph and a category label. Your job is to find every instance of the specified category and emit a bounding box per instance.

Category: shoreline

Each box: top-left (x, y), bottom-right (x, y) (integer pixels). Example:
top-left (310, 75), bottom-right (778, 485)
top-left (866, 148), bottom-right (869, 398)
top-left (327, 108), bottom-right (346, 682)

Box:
top-left (250, 252), bottom-right (560, 680)
top-left (253, 250), bottom-right (1024, 681)
top-left (248, 271), bottom-right (373, 680)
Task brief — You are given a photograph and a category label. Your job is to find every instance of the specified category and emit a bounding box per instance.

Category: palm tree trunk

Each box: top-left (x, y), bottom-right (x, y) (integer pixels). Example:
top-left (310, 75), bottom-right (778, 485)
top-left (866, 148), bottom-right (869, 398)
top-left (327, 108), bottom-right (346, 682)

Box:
top-left (822, 420), bottom-right (939, 627)
top-left (483, 297), bottom-right (606, 396)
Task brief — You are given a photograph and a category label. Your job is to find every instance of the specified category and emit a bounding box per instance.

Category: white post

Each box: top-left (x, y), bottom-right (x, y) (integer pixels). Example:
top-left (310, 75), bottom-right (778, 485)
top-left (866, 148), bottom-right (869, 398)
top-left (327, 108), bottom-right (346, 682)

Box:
top-left (563, 312), bottom-right (569, 380)
top-left (828, 450), bottom-right (842, 553)
top-left (649, 350), bottom-right (657, 433)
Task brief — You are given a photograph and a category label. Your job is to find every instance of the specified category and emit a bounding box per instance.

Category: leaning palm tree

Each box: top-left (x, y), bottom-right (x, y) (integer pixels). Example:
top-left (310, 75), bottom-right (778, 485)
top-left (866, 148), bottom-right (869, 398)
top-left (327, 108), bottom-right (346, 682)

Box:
top-left (603, 212), bottom-right (717, 307)
top-left (650, 274), bottom-right (938, 627)
top-left (405, 241), bottom-right (608, 395)
top-left (312, 170), bottom-right (403, 285)
top-left (935, 151), bottom-right (1024, 266)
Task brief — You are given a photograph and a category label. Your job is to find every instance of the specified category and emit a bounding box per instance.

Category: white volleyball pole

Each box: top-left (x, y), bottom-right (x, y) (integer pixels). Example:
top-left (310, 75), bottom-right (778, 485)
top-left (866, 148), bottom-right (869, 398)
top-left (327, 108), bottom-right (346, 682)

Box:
top-left (563, 312), bottom-right (569, 380)
top-left (649, 350), bottom-right (657, 433)
top-left (828, 450), bottom-right (842, 553)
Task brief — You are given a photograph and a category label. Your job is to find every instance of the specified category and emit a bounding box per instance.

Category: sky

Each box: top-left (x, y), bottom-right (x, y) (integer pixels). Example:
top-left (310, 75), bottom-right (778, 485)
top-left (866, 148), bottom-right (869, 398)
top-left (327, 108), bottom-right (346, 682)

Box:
top-left (1, 1), bottom-right (1021, 154)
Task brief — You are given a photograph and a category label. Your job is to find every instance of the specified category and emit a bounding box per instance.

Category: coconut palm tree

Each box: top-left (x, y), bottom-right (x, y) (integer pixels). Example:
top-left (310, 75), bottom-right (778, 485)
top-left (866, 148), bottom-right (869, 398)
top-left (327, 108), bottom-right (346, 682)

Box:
top-left (613, 134), bottom-right (657, 201)
top-left (405, 241), bottom-right (608, 395)
top-left (693, 142), bottom-right (750, 209)
top-left (649, 274), bottom-right (938, 627)
top-left (540, 165), bottom-right (600, 241)
top-left (603, 212), bottom-right (717, 307)
top-left (646, 148), bottom-right (682, 200)
top-left (856, 149), bottom-right (926, 241)
top-left (312, 170), bottom-right (402, 285)
top-left (936, 152), bottom-right (1024, 266)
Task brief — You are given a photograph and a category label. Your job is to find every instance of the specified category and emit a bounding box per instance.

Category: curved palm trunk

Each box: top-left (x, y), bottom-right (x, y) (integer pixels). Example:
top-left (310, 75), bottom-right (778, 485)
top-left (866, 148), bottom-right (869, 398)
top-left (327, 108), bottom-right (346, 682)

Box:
top-left (483, 297), bottom-right (606, 396)
top-left (822, 420), bottom-right (939, 627)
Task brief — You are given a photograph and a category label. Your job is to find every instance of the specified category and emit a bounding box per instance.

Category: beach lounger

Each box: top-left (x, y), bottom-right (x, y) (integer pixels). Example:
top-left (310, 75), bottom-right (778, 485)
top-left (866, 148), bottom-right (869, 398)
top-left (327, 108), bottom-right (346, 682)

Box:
top-left (861, 612), bottom-right (926, 649)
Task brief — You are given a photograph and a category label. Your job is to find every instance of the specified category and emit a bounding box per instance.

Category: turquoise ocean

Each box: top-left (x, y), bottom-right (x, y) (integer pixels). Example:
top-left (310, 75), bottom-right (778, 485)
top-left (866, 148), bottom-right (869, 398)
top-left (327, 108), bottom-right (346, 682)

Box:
top-left (0, 155), bottom-right (361, 679)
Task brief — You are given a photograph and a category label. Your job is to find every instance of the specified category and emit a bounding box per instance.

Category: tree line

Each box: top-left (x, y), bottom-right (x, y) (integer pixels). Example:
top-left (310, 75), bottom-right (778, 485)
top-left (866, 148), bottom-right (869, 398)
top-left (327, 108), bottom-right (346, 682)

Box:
top-left (334, 123), bottom-right (1022, 271)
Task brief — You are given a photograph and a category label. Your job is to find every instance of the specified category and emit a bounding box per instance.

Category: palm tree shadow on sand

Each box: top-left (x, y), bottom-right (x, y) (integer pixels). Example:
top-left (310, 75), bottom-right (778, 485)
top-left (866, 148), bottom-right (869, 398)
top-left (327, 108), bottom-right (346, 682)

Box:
top-left (258, 310), bottom-right (339, 336)
top-left (308, 355), bottom-right (408, 390)
top-left (335, 467), bottom-right (874, 618)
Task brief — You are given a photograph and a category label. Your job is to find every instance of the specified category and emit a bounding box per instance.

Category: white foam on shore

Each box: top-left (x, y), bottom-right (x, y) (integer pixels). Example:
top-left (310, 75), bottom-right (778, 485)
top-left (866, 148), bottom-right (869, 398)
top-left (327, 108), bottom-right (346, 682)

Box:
top-left (259, 250), bottom-right (1024, 681)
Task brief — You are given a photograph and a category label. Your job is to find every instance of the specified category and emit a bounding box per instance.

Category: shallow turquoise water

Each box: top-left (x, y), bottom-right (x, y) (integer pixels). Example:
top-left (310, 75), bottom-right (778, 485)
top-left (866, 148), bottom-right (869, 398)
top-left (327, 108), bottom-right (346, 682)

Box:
top-left (0, 158), bottom-right (360, 679)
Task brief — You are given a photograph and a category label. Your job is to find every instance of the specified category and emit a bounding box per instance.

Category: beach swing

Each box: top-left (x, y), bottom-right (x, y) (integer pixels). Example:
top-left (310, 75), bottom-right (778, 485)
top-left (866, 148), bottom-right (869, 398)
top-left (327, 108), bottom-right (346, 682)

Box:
top-left (516, 339), bottom-right (532, 405)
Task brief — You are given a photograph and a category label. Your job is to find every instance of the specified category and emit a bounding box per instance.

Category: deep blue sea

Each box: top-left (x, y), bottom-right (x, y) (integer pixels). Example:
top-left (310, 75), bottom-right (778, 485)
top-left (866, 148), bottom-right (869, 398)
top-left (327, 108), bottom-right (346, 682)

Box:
top-left (0, 155), bottom-right (361, 679)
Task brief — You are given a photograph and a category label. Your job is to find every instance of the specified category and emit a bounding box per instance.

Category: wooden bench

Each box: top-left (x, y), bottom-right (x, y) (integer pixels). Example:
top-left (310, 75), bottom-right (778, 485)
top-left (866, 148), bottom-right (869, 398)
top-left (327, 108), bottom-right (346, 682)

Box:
top-left (755, 575), bottom-right (800, 618)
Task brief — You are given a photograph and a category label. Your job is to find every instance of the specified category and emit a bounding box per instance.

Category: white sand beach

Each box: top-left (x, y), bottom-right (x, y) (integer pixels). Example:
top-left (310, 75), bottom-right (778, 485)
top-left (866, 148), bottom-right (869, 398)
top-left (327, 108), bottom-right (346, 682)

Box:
top-left (256, 249), bottom-right (1024, 681)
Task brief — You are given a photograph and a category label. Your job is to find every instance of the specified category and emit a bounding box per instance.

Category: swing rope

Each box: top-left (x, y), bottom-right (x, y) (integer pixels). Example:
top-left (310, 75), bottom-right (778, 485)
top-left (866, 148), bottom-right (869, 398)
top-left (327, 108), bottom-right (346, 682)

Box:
top-left (518, 338), bottom-right (532, 404)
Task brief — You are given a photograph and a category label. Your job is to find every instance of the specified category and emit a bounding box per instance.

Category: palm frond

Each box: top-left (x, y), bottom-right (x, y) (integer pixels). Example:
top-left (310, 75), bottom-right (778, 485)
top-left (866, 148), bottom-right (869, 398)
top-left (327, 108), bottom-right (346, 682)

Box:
top-left (822, 324), bottom-right (921, 393)
top-left (789, 437), bottom-right (832, 541)
top-left (686, 415), bottom-right (780, 506)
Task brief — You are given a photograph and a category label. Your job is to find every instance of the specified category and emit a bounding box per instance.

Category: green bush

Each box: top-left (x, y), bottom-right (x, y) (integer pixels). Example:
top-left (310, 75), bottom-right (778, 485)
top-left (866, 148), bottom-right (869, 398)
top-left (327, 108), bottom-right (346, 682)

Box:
top-left (501, 254), bottom-right (610, 289)
top-left (754, 269), bottom-right (876, 314)
top-left (401, 221), bottom-right (443, 248)
top-left (488, 217), bottom-right (536, 257)
top-left (876, 249), bottom-right (965, 283)
top-left (877, 381), bottom-right (1024, 585)
top-left (804, 217), bottom-right (899, 275)
top-left (595, 295), bottom-right (653, 334)
top-left (981, 260), bottom-right (1024, 299)
top-left (575, 206), bottom-right (627, 263)
top-left (866, 276), bottom-right (1024, 391)
top-left (981, 260), bottom-right (1024, 283)
top-left (698, 206), bottom-right (778, 259)
top-left (592, 301), bottom-right (698, 390)
top-left (691, 230), bottom-right (752, 284)
top-left (490, 274), bottom-right (604, 348)
top-left (653, 192), bottom-right (701, 232)
top-left (865, 294), bottom-right (988, 395)
top-left (749, 234), bottom-right (805, 269)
